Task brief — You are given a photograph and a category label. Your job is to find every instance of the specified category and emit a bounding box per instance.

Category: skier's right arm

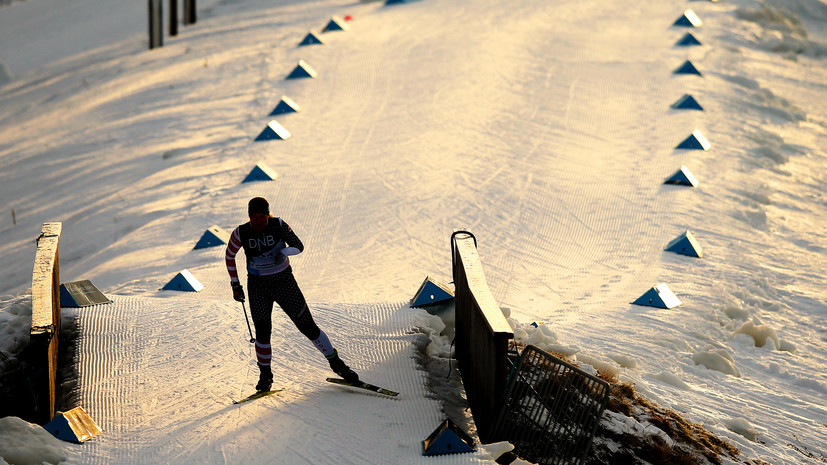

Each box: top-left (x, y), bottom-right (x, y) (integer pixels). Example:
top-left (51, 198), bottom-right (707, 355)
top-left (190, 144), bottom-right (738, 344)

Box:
top-left (226, 227), bottom-right (245, 302)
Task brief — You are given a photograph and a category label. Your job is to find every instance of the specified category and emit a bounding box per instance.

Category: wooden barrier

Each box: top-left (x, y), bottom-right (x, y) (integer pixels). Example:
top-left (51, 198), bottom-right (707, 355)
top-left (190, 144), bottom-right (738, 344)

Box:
top-left (183, 0), bottom-right (196, 25)
top-left (148, 0), bottom-right (163, 49)
top-left (451, 231), bottom-right (513, 442)
top-left (170, 0), bottom-right (178, 37)
top-left (30, 222), bottom-right (62, 424)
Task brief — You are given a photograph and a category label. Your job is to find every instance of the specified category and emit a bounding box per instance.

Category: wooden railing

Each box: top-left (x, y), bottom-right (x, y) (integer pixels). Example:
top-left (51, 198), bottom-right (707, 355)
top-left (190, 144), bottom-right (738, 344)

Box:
top-left (451, 231), bottom-right (513, 442)
top-left (30, 222), bottom-right (62, 424)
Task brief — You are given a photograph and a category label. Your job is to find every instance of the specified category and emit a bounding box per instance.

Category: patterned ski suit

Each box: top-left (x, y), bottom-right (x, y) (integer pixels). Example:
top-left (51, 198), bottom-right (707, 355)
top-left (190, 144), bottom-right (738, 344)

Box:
top-left (225, 217), bottom-right (332, 366)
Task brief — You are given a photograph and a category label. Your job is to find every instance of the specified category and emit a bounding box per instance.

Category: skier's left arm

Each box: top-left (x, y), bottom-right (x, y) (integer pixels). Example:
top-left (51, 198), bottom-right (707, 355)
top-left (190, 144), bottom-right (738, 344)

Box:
top-left (280, 220), bottom-right (304, 256)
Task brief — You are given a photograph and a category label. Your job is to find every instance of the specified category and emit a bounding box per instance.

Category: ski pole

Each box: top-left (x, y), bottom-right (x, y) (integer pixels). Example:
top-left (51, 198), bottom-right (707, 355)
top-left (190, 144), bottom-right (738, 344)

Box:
top-left (241, 301), bottom-right (255, 343)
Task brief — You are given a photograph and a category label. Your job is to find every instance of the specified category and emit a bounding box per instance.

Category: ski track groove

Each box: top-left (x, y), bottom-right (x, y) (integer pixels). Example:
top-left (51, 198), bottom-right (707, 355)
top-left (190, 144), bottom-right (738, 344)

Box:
top-left (76, 297), bottom-right (144, 464)
top-left (52, 6), bottom-right (689, 462)
top-left (70, 295), bottom-right (480, 464)
top-left (2, 0), bottom-right (822, 463)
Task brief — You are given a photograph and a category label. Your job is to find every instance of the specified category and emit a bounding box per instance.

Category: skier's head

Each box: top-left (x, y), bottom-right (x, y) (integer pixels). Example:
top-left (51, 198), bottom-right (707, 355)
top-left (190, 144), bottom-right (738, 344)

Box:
top-left (248, 197), bottom-right (270, 232)
top-left (248, 197), bottom-right (270, 216)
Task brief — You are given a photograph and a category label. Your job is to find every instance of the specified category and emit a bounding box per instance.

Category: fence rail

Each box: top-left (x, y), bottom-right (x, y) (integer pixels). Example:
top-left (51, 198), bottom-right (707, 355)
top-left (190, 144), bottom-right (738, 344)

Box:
top-left (451, 231), bottom-right (513, 443)
top-left (30, 222), bottom-right (62, 424)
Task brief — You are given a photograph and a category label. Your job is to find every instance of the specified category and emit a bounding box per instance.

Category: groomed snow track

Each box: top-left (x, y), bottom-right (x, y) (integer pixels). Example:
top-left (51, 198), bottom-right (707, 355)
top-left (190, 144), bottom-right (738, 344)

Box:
top-left (71, 296), bottom-right (480, 464)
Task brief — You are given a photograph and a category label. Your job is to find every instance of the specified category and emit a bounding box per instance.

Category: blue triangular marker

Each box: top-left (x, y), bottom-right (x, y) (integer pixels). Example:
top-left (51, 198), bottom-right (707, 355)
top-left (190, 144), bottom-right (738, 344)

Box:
top-left (59, 285), bottom-right (80, 307)
top-left (411, 277), bottom-right (454, 308)
top-left (671, 94), bottom-right (704, 111)
top-left (255, 120), bottom-right (292, 141)
top-left (665, 231), bottom-right (703, 258)
top-left (286, 60), bottom-right (317, 79)
top-left (632, 284), bottom-right (682, 309)
top-left (44, 407), bottom-right (101, 444)
top-left (194, 225), bottom-right (231, 249)
top-left (664, 165), bottom-right (699, 187)
top-left (59, 280), bottom-right (111, 307)
top-left (675, 32), bottom-right (702, 46)
top-left (243, 162), bottom-right (279, 183)
top-left (386, 0), bottom-right (422, 4)
top-left (673, 9), bottom-right (702, 27)
top-left (321, 16), bottom-right (349, 33)
top-left (676, 130), bottom-right (710, 150)
top-left (162, 269), bottom-right (204, 292)
top-left (269, 96), bottom-right (301, 116)
top-left (674, 60), bottom-right (702, 76)
top-left (298, 31), bottom-right (324, 46)
top-left (422, 419), bottom-right (476, 456)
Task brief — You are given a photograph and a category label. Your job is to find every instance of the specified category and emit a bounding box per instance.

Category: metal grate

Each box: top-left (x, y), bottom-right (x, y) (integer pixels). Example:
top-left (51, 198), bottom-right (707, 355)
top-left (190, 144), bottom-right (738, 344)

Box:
top-left (491, 345), bottom-right (610, 465)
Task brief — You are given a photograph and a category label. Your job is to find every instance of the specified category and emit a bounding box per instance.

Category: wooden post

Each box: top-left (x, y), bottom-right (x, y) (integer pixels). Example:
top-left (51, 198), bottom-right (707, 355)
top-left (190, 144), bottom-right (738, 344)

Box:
top-left (30, 222), bottom-right (62, 424)
top-left (169, 0), bottom-right (178, 37)
top-left (148, 0), bottom-right (163, 49)
top-left (451, 231), bottom-right (513, 442)
top-left (183, 0), bottom-right (196, 25)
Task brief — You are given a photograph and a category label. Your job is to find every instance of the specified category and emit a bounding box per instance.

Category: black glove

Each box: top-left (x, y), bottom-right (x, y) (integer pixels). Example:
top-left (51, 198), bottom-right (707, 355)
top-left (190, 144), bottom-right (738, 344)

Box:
top-left (231, 282), bottom-right (245, 302)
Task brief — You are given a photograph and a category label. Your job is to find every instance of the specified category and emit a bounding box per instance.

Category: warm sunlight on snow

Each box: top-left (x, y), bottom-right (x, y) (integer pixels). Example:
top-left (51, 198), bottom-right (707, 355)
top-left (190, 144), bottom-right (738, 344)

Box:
top-left (1, 0), bottom-right (826, 463)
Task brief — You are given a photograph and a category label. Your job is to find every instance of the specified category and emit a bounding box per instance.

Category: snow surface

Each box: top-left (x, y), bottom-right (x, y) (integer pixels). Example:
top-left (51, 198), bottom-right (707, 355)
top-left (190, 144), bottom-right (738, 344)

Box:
top-left (0, 416), bottom-right (66, 465)
top-left (1, 0), bottom-right (826, 463)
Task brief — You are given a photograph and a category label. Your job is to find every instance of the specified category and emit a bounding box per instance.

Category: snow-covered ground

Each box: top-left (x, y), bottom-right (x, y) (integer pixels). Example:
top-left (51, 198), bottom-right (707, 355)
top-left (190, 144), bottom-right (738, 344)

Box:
top-left (1, 0), bottom-right (826, 463)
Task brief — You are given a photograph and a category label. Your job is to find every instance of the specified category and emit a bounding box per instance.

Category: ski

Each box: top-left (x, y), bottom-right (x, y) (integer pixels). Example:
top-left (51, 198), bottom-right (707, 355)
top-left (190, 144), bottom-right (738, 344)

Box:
top-left (326, 377), bottom-right (399, 397)
top-left (233, 388), bottom-right (284, 404)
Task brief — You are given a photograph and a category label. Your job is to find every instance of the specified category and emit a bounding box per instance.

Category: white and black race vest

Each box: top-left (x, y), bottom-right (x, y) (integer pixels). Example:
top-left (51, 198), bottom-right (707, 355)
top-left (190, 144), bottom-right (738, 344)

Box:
top-left (239, 217), bottom-right (289, 276)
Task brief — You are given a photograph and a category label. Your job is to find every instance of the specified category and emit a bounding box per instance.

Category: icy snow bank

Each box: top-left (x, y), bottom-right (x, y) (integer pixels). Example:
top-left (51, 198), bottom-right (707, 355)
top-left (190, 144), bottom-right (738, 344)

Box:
top-left (503, 307), bottom-right (579, 357)
top-left (722, 416), bottom-right (763, 442)
top-left (736, 3), bottom-right (827, 58)
top-left (412, 311), bottom-right (452, 358)
top-left (736, 4), bottom-right (809, 38)
top-left (0, 293), bottom-right (32, 360)
top-left (502, 307), bottom-right (632, 378)
top-left (0, 416), bottom-right (65, 465)
top-left (733, 319), bottom-right (797, 352)
top-left (478, 442), bottom-right (538, 465)
top-left (691, 347), bottom-right (742, 377)
top-left (651, 371), bottom-right (693, 391)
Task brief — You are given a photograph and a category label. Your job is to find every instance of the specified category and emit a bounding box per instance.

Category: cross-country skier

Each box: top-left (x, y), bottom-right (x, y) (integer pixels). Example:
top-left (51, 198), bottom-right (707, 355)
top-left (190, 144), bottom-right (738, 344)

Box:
top-left (226, 196), bottom-right (359, 391)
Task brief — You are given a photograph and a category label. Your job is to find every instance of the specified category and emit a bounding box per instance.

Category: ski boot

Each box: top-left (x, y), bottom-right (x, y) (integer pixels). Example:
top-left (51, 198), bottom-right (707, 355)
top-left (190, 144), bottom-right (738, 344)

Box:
top-left (327, 349), bottom-right (360, 384)
top-left (256, 363), bottom-right (273, 392)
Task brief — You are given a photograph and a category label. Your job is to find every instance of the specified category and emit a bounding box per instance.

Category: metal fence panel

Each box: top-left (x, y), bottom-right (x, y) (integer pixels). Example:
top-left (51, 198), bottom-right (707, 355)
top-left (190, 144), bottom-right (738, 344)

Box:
top-left (491, 345), bottom-right (609, 465)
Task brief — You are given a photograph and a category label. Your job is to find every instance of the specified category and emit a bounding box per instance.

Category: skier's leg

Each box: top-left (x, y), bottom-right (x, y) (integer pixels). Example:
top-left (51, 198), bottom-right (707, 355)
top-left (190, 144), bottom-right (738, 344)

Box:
top-left (271, 268), bottom-right (321, 342)
top-left (273, 268), bottom-right (359, 383)
top-left (248, 275), bottom-right (275, 390)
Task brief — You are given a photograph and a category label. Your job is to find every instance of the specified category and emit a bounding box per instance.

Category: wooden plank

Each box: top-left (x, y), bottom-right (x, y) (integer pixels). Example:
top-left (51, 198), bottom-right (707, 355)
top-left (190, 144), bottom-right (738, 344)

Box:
top-left (452, 231), bottom-right (514, 442)
top-left (30, 222), bottom-right (62, 422)
top-left (453, 234), bottom-right (513, 335)
top-left (31, 222), bottom-right (62, 333)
